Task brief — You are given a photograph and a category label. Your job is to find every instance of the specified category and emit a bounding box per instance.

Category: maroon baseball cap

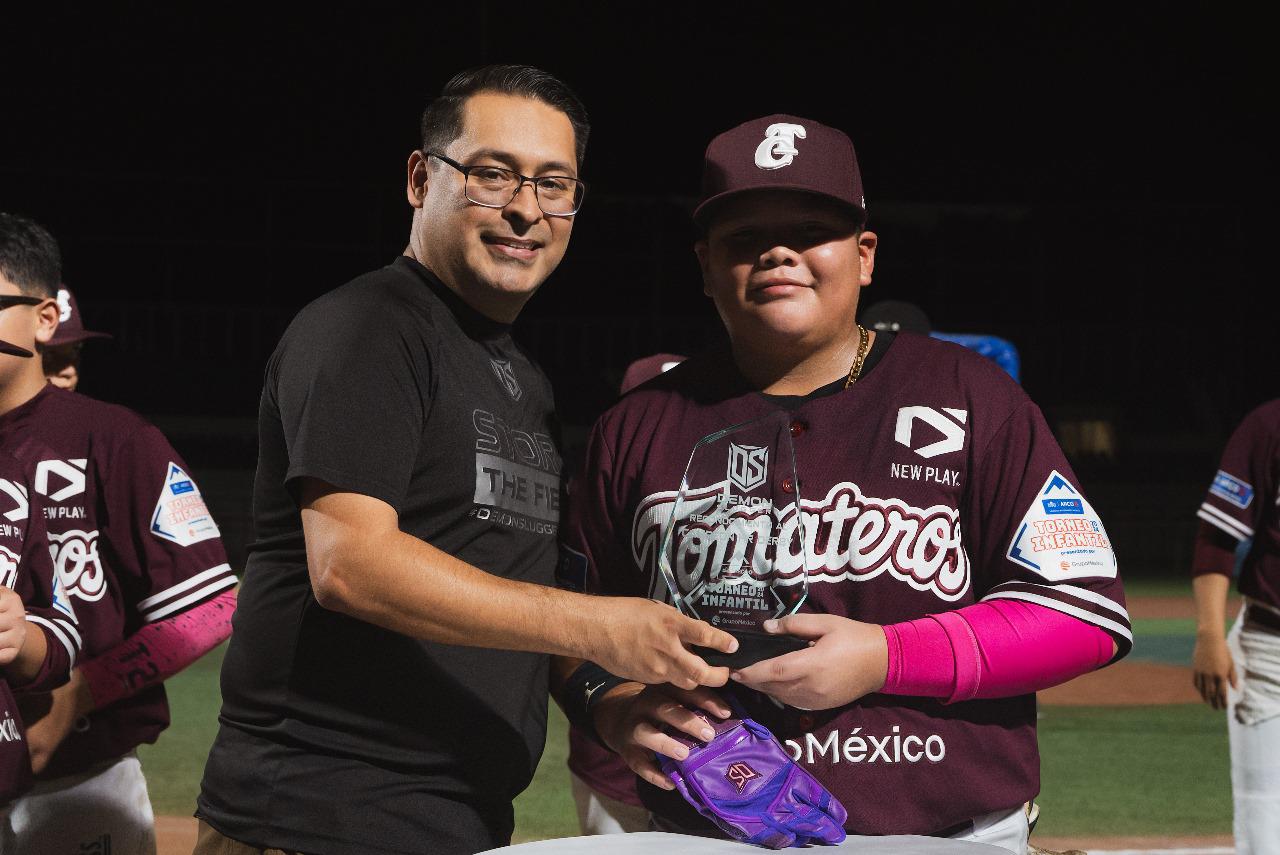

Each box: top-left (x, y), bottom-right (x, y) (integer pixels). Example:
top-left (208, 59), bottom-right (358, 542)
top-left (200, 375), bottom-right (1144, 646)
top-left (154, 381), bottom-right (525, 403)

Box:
top-left (0, 338), bottom-right (33, 358)
top-left (694, 114), bottom-right (866, 228)
top-left (49, 286), bottom-right (112, 347)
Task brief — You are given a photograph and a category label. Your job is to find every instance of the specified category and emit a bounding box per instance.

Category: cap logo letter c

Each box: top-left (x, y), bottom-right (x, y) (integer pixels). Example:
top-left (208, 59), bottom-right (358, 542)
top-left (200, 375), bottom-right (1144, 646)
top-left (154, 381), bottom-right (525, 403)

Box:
top-left (754, 123), bottom-right (807, 170)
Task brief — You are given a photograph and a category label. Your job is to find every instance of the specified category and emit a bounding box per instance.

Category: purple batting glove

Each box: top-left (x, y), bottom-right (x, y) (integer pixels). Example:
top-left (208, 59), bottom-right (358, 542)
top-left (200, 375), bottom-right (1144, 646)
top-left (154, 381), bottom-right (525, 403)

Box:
top-left (658, 712), bottom-right (848, 849)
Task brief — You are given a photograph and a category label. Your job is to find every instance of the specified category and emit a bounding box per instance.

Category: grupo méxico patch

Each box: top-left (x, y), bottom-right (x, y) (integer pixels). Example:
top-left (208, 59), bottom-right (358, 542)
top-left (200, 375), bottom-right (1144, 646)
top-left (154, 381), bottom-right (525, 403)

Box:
top-left (1007, 471), bottom-right (1116, 580)
top-left (151, 463), bottom-right (220, 547)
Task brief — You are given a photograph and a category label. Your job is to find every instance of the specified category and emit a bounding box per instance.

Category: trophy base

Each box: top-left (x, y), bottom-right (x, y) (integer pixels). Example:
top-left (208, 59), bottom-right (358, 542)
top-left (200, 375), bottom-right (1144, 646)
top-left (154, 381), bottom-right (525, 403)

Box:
top-left (693, 629), bottom-right (808, 669)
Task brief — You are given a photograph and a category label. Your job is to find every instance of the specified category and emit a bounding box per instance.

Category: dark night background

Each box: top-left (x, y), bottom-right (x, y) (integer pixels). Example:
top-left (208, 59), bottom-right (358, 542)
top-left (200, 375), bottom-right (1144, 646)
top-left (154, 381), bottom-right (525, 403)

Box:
top-left (3, 3), bottom-right (1274, 574)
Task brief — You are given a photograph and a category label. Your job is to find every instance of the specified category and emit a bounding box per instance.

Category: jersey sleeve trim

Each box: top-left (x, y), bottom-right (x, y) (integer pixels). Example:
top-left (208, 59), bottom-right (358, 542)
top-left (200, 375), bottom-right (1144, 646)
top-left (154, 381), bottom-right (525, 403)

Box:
top-left (982, 581), bottom-right (1132, 648)
top-left (26, 614), bottom-right (81, 668)
top-left (1196, 503), bottom-right (1253, 541)
top-left (137, 563), bottom-right (238, 623)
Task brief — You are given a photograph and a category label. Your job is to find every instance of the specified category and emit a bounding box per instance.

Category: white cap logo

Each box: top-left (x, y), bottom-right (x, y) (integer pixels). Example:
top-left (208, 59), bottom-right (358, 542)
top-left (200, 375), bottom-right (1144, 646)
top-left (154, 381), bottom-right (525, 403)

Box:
top-left (57, 288), bottom-right (73, 323)
top-left (754, 123), bottom-right (807, 170)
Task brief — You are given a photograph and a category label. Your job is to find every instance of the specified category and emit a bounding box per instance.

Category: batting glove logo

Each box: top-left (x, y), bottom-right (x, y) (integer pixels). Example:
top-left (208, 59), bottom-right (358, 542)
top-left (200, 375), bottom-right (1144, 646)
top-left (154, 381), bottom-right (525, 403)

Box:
top-left (725, 762), bottom-right (761, 792)
top-left (755, 123), bottom-right (807, 170)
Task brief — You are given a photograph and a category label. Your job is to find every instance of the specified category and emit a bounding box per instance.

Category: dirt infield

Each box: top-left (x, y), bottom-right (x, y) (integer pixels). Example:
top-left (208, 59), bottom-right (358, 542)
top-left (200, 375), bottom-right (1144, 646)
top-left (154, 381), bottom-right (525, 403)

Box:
top-left (159, 816), bottom-right (196, 853)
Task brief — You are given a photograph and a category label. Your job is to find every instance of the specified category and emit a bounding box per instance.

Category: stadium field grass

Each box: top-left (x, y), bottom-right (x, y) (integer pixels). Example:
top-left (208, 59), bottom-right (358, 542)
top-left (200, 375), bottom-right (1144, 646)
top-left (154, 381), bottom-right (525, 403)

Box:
top-left (1035, 704), bottom-right (1230, 836)
top-left (139, 576), bottom-right (1231, 839)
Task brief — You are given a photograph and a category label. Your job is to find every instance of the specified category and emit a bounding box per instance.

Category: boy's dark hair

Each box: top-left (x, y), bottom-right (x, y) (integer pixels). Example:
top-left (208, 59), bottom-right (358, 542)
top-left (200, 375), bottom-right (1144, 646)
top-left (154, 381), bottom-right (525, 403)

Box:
top-left (0, 212), bottom-right (61, 298)
top-left (421, 65), bottom-right (589, 169)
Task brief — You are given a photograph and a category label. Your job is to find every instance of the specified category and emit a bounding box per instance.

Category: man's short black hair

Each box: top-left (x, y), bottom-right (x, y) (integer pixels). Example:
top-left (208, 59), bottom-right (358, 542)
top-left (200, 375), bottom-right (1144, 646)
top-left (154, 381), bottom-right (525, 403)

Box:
top-left (0, 212), bottom-right (61, 298)
top-left (420, 64), bottom-right (590, 169)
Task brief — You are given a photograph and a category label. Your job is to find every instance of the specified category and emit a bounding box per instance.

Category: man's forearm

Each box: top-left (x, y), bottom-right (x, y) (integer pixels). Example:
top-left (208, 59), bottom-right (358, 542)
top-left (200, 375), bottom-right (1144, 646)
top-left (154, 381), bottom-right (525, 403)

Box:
top-left (300, 485), bottom-right (735, 688)
top-left (313, 523), bottom-right (612, 660)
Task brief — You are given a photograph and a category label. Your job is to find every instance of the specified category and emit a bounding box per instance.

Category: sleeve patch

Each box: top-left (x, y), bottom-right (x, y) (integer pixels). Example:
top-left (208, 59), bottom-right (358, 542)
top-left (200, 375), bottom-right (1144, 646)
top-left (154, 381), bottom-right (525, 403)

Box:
top-left (150, 463), bottom-right (220, 547)
top-left (49, 568), bottom-right (77, 621)
top-left (1007, 470), bottom-right (1117, 581)
top-left (1209, 470), bottom-right (1254, 509)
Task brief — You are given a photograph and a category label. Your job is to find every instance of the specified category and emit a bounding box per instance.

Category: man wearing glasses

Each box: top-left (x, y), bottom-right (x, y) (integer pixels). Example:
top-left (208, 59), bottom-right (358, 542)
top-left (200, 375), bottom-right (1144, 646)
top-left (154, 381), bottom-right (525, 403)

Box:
top-left (196, 65), bottom-right (735, 855)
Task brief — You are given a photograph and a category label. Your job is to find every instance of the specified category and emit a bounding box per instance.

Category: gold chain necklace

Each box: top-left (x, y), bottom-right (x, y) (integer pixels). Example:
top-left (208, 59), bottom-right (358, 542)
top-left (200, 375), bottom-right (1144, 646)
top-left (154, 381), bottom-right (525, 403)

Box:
top-left (843, 324), bottom-right (871, 389)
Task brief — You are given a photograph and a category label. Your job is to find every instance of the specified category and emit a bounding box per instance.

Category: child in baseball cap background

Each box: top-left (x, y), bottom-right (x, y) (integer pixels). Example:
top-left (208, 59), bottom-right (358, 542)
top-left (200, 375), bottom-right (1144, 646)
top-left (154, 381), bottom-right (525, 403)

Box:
top-left (41, 286), bottom-right (111, 392)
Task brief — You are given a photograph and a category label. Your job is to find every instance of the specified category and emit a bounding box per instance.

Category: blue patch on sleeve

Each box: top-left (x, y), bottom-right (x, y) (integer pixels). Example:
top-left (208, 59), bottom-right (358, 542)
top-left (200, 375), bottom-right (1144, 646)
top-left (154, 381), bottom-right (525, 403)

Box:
top-left (1210, 470), bottom-right (1253, 509)
top-left (1042, 498), bottom-right (1084, 515)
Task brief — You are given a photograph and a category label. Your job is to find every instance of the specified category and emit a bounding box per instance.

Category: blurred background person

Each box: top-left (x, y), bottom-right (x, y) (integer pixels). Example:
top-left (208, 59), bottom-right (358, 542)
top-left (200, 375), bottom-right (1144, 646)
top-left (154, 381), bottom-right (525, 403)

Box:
top-left (40, 287), bottom-right (111, 392)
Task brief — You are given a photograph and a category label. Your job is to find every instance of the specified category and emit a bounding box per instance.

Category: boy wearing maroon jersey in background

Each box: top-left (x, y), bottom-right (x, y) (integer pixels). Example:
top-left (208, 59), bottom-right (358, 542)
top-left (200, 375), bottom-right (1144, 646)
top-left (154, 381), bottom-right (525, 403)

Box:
top-left (40, 286), bottom-right (112, 393)
top-left (1, 335), bottom-right (81, 820)
top-left (0, 213), bottom-right (237, 855)
top-left (553, 117), bottom-right (1131, 853)
top-left (1191, 399), bottom-right (1280, 854)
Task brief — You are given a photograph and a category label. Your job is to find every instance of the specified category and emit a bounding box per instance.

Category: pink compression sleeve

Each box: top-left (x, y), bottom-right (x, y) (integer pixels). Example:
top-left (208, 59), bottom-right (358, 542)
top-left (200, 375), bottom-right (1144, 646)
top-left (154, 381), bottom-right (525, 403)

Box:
top-left (881, 599), bottom-right (1115, 704)
top-left (79, 589), bottom-right (235, 710)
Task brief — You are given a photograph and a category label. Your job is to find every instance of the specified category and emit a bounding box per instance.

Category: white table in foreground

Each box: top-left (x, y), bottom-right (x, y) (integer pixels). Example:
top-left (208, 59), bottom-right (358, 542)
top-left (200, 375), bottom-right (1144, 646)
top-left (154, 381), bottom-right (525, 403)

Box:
top-left (481, 832), bottom-right (1008, 854)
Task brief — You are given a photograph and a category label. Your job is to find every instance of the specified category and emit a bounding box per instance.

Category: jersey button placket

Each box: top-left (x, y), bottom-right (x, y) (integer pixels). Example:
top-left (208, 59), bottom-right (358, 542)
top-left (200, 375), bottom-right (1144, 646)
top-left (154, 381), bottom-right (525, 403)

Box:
top-left (784, 421), bottom-right (806, 494)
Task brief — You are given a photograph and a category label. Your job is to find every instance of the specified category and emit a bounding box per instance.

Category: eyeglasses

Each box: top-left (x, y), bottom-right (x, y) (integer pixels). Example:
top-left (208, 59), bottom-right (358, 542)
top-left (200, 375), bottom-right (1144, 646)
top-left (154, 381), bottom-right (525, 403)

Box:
top-left (0, 295), bottom-right (45, 310)
top-left (426, 152), bottom-right (586, 217)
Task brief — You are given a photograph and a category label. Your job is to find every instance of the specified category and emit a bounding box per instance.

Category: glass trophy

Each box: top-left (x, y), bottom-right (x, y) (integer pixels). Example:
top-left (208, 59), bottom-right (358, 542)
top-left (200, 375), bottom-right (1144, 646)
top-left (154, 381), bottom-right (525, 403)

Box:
top-left (657, 411), bottom-right (812, 668)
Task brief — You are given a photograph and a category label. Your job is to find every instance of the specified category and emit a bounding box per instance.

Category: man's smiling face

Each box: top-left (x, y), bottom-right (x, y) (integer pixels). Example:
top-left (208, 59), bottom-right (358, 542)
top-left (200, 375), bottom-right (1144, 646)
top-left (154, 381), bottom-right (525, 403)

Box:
top-left (411, 92), bottom-right (579, 321)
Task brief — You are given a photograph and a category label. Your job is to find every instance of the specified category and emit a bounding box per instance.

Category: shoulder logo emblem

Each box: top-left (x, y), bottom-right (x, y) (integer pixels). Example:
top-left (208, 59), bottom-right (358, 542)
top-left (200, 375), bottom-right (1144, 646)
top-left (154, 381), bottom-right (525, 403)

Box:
top-left (1007, 470), bottom-right (1116, 581)
top-left (755, 123), bottom-right (807, 170)
top-left (895, 407), bottom-right (968, 459)
top-left (489, 358), bottom-right (523, 402)
top-left (727, 443), bottom-right (769, 492)
top-left (150, 463), bottom-right (220, 547)
top-left (34, 459), bottom-right (87, 503)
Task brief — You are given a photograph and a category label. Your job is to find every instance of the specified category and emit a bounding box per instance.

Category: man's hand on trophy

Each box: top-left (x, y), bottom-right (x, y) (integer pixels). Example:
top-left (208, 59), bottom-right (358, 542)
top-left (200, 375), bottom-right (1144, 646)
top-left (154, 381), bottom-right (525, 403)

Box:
top-left (593, 683), bottom-right (734, 790)
top-left (730, 614), bottom-right (888, 710)
top-left (590, 597), bottom-right (738, 690)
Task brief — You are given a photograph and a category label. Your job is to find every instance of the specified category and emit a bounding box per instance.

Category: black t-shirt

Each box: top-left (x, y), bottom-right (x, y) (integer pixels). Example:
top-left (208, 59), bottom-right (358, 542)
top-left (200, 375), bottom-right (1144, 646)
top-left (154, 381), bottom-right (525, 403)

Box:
top-left (198, 257), bottom-right (563, 855)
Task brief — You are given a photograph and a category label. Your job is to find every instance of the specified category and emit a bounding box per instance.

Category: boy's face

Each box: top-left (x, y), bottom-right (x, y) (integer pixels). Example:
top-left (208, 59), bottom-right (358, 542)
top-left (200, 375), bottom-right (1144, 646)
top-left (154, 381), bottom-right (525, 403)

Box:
top-left (43, 342), bottom-right (82, 391)
top-left (696, 191), bottom-right (876, 350)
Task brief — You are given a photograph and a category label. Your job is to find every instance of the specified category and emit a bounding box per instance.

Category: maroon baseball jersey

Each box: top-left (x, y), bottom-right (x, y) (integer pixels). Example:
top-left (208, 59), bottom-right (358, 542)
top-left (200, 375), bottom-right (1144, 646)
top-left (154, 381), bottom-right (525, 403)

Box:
top-left (0, 385), bottom-right (236, 779)
top-left (1, 449), bottom-right (80, 802)
top-left (567, 333), bottom-right (1130, 836)
top-left (1196, 399), bottom-right (1280, 610)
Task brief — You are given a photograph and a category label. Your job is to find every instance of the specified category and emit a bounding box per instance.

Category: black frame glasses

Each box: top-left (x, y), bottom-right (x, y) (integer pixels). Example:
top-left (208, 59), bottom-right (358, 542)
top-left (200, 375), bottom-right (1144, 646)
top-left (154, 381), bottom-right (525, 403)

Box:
top-left (426, 152), bottom-right (586, 217)
top-left (0, 295), bottom-right (46, 310)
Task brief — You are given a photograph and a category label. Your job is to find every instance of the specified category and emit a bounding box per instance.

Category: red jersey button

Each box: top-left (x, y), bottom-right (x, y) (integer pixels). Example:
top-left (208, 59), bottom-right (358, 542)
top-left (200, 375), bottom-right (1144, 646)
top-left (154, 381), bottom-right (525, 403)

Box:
top-left (797, 713), bottom-right (815, 730)
top-left (789, 420), bottom-right (807, 437)
top-left (781, 477), bottom-right (795, 494)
